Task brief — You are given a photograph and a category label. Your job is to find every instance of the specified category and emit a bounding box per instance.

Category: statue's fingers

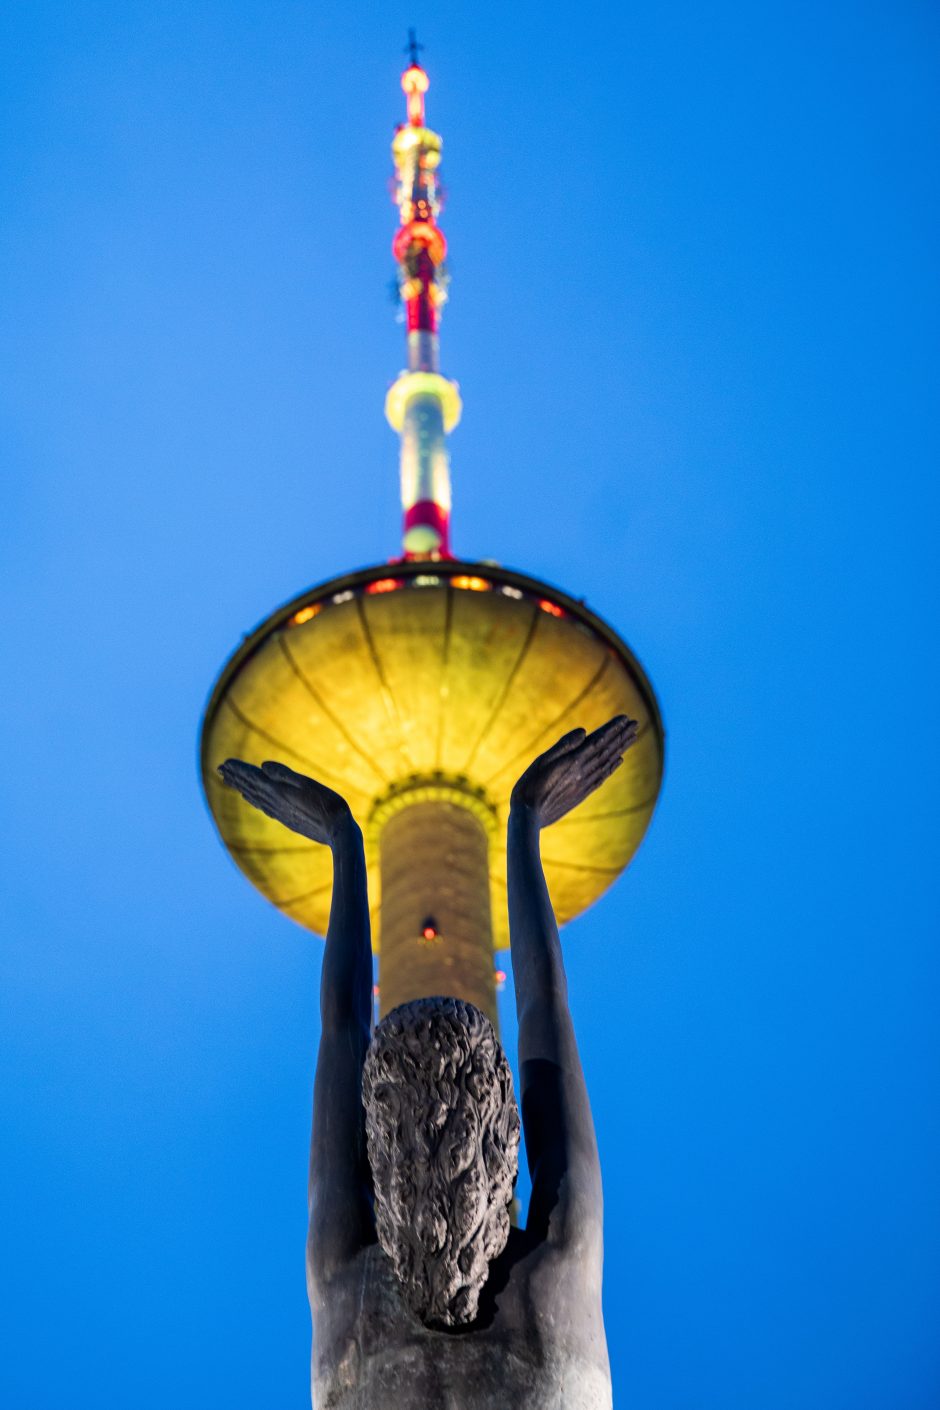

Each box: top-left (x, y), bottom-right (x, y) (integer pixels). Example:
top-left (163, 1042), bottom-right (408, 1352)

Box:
top-left (241, 795), bottom-right (286, 826)
top-left (241, 793), bottom-right (297, 829)
top-left (542, 727), bottom-right (587, 762)
top-left (597, 755), bottom-right (624, 784)
top-left (575, 742), bottom-right (622, 782)
top-left (575, 742), bottom-right (613, 775)
top-left (583, 716), bottom-right (636, 754)
top-left (544, 745), bottom-right (625, 822)
top-left (218, 757), bottom-right (255, 778)
top-left (224, 771), bottom-right (290, 815)
top-left (226, 780), bottom-right (271, 815)
top-left (579, 718), bottom-right (637, 769)
top-left (218, 759), bottom-right (266, 788)
top-left (227, 779), bottom-right (273, 811)
top-left (260, 760), bottom-right (307, 787)
top-left (581, 755), bottom-right (624, 794)
top-left (221, 763), bottom-right (273, 796)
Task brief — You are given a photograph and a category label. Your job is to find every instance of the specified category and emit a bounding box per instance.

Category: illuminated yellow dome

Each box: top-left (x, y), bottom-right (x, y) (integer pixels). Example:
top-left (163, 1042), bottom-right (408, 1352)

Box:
top-left (200, 559), bottom-right (664, 950)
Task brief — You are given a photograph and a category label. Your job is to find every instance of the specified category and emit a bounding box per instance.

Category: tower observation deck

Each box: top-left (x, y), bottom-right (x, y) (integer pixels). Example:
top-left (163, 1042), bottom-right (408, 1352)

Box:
top-left (200, 48), bottom-right (664, 1024)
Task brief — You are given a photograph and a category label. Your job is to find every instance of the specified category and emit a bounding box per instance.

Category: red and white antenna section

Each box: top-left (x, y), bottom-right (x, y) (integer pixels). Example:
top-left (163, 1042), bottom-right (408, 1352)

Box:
top-left (385, 58), bottom-right (461, 559)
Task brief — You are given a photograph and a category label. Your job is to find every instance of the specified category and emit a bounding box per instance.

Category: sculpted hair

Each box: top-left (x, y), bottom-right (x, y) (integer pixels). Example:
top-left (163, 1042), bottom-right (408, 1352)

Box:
top-left (362, 996), bottom-right (520, 1327)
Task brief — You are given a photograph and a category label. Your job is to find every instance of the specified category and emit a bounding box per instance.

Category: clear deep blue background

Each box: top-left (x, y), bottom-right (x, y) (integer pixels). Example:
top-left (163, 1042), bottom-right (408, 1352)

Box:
top-left (2, 3), bottom-right (938, 1406)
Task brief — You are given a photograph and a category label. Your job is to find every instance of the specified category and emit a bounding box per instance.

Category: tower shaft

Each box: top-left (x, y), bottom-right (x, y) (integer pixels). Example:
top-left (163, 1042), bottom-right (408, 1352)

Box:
top-left (377, 797), bottom-right (497, 1023)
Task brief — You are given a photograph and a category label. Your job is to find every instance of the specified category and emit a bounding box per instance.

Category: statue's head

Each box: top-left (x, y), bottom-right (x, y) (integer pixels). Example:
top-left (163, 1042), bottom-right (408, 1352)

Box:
top-left (362, 996), bottom-right (520, 1327)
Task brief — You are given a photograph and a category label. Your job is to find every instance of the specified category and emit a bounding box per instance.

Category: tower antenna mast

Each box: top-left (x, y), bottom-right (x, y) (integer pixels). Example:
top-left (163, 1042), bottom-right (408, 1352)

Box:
top-left (385, 35), bottom-right (460, 558)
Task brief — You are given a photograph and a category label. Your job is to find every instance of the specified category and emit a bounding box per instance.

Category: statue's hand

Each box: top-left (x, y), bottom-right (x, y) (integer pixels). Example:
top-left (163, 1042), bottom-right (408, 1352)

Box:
top-left (510, 715), bottom-right (638, 828)
top-left (218, 759), bottom-right (354, 847)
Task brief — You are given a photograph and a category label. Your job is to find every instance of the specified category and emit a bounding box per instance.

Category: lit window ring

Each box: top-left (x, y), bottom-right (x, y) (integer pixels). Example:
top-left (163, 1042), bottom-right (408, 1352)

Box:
top-left (538, 598), bottom-right (566, 618)
top-left (289, 603), bottom-right (321, 626)
top-left (451, 575), bottom-right (491, 592)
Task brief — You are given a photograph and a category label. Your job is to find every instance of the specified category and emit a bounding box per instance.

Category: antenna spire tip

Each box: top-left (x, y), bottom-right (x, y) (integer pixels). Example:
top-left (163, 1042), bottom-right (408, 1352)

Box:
top-left (404, 27), bottom-right (425, 69)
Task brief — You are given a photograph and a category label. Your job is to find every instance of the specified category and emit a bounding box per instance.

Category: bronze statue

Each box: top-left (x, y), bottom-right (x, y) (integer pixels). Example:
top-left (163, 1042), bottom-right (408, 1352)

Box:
top-left (220, 714), bottom-right (637, 1408)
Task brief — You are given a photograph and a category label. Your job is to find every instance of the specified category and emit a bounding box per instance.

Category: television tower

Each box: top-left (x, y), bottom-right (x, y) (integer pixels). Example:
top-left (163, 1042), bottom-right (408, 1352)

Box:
top-left (201, 46), bottom-right (664, 1024)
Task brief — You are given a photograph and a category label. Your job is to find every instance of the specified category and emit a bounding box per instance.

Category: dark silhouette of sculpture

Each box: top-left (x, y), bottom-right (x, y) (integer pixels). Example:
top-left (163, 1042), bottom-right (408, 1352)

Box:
top-left (219, 714), bottom-right (637, 1409)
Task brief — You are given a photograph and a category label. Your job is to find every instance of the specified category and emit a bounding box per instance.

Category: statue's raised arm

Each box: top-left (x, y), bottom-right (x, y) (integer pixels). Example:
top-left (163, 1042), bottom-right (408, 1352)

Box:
top-left (218, 760), bottom-right (374, 1285)
top-left (507, 717), bottom-right (638, 1257)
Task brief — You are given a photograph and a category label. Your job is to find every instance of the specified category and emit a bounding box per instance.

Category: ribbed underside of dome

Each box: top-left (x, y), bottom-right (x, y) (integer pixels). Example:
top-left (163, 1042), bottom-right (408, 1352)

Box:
top-left (201, 562), bottom-right (663, 950)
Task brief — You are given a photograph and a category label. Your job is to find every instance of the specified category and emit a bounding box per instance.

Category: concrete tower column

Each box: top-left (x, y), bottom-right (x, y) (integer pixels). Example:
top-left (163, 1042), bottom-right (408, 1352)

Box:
top-left (375, 785), bottom-right (497, 1024)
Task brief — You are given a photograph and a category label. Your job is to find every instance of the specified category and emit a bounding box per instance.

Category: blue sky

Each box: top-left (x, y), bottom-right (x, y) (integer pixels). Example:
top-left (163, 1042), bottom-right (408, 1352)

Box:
top-left (1, 2), bottom-right (938, 1406)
